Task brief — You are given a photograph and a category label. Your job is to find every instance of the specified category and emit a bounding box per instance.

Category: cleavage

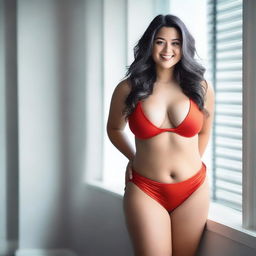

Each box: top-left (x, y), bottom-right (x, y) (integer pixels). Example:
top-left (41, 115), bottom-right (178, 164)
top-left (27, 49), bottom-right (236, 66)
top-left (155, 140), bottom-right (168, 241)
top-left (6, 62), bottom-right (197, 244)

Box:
top-left (141, 98), bottom-right (190, 129)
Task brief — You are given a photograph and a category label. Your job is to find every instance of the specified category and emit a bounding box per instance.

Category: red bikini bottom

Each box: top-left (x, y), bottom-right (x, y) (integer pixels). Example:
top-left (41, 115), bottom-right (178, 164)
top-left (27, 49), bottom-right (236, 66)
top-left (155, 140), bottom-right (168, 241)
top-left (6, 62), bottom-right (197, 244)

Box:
top-left (127, 161), bottom-right (207, 213)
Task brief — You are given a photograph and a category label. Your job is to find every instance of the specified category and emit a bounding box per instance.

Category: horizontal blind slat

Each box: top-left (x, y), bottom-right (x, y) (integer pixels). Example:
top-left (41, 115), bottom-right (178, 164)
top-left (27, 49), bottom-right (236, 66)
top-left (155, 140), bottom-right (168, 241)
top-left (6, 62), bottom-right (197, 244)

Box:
top-left (209, 0), bottom-right (243, 211)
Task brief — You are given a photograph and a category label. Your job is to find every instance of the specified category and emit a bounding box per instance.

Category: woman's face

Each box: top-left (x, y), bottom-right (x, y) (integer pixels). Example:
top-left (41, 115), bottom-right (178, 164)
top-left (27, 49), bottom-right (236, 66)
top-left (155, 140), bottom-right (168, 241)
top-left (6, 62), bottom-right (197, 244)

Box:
top-left (152, 26), bottom-right (182, 69)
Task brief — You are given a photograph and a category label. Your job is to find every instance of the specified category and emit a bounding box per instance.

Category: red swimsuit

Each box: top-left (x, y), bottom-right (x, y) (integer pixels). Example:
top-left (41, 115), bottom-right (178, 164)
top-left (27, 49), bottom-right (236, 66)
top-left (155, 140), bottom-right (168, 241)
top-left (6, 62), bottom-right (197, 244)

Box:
top-left (128, 98), bottom-right (203, 139)
top-left (126, 98), bottom-right (207, 213)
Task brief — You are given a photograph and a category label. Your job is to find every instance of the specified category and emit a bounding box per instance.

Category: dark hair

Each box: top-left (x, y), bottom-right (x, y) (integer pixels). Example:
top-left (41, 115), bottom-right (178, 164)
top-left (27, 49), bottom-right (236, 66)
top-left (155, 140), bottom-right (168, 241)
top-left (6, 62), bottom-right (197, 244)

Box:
top-left (122, 14), bottom-right (209, 120)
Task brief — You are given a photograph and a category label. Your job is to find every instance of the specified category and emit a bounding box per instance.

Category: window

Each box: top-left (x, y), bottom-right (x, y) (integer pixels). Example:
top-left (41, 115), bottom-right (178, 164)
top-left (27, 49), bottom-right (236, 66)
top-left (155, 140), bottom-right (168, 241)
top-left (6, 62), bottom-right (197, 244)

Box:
top-left (207, 0), bottom-right (243, 211)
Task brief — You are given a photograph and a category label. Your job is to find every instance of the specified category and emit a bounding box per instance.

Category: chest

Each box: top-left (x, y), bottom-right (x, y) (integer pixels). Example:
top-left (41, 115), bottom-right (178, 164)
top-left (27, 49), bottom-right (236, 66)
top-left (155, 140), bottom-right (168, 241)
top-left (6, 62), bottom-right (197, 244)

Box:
top-left (140, 96), bottom-right (191, 129)
top-left (128, 94), bottom-right (204, 139)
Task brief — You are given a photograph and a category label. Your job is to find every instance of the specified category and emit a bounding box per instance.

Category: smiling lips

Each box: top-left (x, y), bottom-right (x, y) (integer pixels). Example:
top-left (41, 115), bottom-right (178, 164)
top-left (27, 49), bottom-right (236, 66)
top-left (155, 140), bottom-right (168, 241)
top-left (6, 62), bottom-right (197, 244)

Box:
top-left (160, 54), bottom-right (174, 61)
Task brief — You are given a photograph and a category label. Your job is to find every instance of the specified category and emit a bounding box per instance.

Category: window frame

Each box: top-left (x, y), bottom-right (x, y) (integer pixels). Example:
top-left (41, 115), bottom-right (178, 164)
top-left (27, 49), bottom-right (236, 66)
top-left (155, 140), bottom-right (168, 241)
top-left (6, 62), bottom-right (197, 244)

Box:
top-left (208, 0), bottom-right (243, 212)
top-left (242, 0), bottom-right (256, 230)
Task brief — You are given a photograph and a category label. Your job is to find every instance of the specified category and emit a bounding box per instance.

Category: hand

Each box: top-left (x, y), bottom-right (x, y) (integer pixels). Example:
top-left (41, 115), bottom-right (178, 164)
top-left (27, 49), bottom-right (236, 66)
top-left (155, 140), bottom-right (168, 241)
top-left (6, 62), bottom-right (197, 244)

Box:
top-left (125, 159), bottom-right (134, 187)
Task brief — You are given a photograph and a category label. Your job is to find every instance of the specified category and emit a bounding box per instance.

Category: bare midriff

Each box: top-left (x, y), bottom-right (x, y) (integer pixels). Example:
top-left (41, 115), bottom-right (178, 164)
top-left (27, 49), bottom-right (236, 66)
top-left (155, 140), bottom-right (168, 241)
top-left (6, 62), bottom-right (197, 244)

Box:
top-left (132, 132), bottom-right (203, 184)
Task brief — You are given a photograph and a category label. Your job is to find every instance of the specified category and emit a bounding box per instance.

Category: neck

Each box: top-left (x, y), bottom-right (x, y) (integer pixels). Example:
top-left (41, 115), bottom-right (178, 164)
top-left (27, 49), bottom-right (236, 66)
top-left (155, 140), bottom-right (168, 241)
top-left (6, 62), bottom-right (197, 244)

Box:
top-left (155, 65), bottom-right (175, 83)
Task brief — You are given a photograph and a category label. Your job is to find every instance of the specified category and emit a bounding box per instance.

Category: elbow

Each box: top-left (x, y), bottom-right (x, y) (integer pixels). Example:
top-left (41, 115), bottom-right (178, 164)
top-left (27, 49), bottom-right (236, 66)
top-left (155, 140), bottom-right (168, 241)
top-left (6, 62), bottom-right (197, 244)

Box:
top-left (106, 125), bottom-right (119, 139)
top-left (106, 121), bottom-right (114, 135)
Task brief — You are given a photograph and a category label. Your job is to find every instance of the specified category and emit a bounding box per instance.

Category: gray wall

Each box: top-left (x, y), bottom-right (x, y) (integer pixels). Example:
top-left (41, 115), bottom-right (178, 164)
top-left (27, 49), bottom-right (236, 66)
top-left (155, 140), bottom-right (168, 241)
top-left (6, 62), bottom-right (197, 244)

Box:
top-left (198, 230), bottom-right (256, 256)
top-left (0, 0), bottom-right (19, 254)
top-left (17, 0), bottom-right (73, 250)
top-left (0, 0), bottom-right (255, 256)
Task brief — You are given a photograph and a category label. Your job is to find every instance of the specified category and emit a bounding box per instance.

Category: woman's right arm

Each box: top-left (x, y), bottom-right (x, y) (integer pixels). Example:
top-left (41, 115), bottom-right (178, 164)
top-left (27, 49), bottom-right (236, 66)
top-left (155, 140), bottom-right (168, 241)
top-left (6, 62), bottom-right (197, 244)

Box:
top-left (106, 79), bottom-right (135, 161)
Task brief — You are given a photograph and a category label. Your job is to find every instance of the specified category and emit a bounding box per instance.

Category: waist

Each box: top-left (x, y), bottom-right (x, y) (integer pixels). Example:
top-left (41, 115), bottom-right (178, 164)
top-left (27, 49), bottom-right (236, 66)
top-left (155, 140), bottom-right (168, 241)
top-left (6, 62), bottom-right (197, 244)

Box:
top-left (131, 161), bottom-right (206, 185)
top-left (131, 155), bottom-right (204, 184)
top-left (135, 136), bottom-right (199, 155)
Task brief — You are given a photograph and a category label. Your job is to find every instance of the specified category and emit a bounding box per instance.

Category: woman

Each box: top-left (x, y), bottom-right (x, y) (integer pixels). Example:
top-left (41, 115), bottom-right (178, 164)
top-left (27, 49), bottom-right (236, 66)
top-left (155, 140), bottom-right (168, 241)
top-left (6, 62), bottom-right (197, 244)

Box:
top-left (106, 14), bottom-right (215, 256)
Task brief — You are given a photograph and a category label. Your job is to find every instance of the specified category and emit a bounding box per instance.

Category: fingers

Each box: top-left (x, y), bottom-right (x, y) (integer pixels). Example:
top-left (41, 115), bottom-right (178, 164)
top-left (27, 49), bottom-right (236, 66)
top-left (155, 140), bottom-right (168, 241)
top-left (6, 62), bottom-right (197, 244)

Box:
top-left (128, 160), bottom-right (133, 179)
top-left (125, 169), bottom-right (132, 187)
top-left (125, 160), bottom-right (134, 188)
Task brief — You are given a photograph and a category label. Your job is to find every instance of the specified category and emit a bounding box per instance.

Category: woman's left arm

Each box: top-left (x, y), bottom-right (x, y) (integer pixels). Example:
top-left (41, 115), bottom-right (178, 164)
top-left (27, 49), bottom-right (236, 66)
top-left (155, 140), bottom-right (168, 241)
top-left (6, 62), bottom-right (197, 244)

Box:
top-left (198, 80), bottom-right (215, 157)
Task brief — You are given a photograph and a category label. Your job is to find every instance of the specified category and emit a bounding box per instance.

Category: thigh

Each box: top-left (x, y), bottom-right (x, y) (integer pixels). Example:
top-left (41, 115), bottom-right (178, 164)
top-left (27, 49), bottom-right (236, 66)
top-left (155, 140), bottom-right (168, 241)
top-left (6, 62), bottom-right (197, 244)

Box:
top-left (170, 177), bottom-right (210, 256)
top-left (123, 181), bottom-right (172, 256)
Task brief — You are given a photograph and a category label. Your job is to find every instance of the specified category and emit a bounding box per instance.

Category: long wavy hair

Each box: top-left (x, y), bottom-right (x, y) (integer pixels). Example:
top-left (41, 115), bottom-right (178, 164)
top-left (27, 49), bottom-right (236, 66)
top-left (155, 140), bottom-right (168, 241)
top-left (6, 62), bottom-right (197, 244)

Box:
top-left (122, 14), bottom-right (209, 120)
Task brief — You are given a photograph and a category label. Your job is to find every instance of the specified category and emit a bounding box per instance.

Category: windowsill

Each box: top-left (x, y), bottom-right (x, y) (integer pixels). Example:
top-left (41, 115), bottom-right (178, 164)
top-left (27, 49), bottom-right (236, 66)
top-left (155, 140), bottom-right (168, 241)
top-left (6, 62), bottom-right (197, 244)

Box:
top-left (86, 180), bottom-right (256, 249)
top-left (86, 179), bottom-right (125, 199)
top-left (207, 202), bottom-right (256, 249)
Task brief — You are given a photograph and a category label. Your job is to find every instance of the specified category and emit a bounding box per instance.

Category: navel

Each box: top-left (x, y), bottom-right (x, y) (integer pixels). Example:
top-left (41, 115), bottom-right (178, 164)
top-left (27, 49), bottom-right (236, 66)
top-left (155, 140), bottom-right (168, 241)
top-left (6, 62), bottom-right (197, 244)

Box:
top-left (170, 172), bottom-right (176, 179)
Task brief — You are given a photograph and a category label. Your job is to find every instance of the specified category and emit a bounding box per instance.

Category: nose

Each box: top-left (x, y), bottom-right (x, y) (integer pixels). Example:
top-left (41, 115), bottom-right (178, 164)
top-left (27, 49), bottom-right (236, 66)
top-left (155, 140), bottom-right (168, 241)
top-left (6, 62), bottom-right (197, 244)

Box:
top-left (163, 42), bottom-right (174, 53)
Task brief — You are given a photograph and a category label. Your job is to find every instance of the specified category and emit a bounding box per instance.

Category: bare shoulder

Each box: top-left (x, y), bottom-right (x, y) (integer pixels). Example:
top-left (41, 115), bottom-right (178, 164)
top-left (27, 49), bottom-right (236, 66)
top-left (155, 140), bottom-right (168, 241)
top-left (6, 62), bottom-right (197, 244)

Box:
top-left (112, 78), bottom-right (132, 99)
top-left (106, 78), bottom-right (132, 131)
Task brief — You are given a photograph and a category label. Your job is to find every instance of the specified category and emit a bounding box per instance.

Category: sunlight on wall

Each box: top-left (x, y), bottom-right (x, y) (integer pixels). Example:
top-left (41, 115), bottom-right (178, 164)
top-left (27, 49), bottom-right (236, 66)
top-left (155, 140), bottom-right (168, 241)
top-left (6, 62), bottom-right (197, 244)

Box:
top-left (103, 0), bottom-right (157, 192)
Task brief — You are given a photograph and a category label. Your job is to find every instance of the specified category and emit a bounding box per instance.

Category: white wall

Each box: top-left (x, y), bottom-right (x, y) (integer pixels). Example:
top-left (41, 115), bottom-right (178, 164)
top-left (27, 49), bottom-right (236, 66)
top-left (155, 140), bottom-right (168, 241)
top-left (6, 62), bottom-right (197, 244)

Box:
top-left (102, 0), bottom-right (128, 190)
top-left (16, 0), bottom-right (82, 253)
top-left (83, 0), bottom-right (104, 184)
top-left (169, 0), bottom-right (208, 66)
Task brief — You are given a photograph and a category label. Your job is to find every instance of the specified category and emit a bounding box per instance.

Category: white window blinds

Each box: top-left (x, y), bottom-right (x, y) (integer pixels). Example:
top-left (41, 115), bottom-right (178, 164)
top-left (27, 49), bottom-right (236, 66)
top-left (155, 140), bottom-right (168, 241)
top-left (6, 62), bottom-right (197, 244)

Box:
top-left (208, 0), bottom-right (243, 211)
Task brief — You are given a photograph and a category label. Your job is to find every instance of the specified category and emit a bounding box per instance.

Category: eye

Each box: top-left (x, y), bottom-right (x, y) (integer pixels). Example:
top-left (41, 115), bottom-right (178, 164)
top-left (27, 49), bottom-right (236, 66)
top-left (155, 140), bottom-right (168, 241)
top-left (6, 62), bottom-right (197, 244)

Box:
top-left (173, 42), bottom-right (180, 46)
top-left (156, 41), bottom-right (164, 45)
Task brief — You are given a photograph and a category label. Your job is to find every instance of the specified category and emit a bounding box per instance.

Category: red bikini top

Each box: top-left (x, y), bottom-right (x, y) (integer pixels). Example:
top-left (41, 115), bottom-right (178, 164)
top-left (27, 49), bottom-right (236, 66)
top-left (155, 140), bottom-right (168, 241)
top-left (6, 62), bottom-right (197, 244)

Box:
top-left (128, 98), bottom-right (204, 139)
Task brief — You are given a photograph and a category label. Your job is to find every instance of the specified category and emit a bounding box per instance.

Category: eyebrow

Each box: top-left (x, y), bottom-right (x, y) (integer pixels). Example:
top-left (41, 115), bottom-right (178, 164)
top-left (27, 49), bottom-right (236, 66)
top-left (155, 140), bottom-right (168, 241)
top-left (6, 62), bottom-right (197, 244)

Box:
top-left (155, 37), bottom-right (181, 41)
